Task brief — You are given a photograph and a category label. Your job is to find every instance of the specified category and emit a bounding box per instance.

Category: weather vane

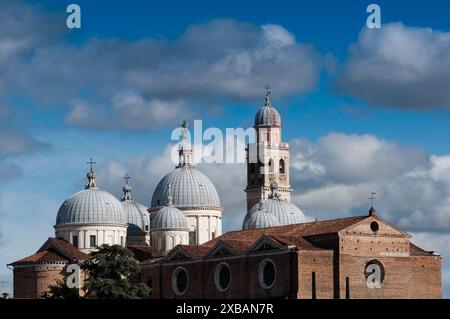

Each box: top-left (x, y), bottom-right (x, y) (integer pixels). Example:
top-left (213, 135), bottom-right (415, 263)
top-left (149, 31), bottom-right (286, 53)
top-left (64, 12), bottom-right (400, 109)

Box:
top-left (265, 81), bottom-right (271, 96)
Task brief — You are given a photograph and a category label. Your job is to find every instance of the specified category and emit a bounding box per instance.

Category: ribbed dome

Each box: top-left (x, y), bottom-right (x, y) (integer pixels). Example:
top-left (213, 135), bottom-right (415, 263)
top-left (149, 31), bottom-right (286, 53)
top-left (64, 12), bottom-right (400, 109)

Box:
top-left (151, 166), bottom-right (221, 209)
top-left (151, 206), bottom-right (188, 230)
top-left (56, 188), bottom-right (127, 226)
top-left (243, 208), bottom-right (280, 230)
top-left (243, 199), bottom-right (306, 230)
top-left (254, 93), bottom-right (281, 127)
top-left (122, 200), bottom-right (150, 234)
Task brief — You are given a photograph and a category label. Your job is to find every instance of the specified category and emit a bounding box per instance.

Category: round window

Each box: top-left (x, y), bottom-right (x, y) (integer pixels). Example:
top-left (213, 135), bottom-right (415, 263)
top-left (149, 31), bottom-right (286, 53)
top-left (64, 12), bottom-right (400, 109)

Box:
top-left (258, 259), bottom-right (276, 289)
top-left (364, 259), bottom-right (385, 287)
top-left (370, 221), bottom-right (379, 232)
top-left (214, 262), bottom-right (231, 292)
top-left (171, 267), bottom-right (188, 295)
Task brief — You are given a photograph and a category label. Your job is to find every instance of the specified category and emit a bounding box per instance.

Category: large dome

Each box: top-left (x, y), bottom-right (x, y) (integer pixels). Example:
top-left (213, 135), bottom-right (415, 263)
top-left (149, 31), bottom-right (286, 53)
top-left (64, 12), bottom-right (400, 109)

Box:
top-left (243, 198), bottom-right (306, 230)
top-left (151, 166), bottom-right (221, 209)
top-left (254, 93), bottom-right (281, 127)
top-left (56, 188), bottom-right (127, 226)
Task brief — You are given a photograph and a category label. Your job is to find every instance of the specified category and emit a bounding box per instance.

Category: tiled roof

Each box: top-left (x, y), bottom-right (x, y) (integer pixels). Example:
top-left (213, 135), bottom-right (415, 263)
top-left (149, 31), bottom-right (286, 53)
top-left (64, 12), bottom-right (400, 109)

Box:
top-left (178, 245), bottom-right (212, 257)
top-left (210, 216), bottom-right (367, 244)
top-left (410, 243), bottom-right (434, 256)
top-left (127, 245), bottom-right (154, 261)
top-left (9, 238), bottom-right (89, 266)
top-left (269, 235), bottom-right (324, 251)
top-left (40, 238), bottom-right (90, 261)
top-left (11, 251), bottom-right (65, 264)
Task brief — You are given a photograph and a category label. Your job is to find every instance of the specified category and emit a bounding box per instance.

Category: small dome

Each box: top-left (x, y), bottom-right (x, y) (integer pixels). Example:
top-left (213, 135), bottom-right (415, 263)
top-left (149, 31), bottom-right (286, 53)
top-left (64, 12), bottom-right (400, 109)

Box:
top-left (243, 206), bottom-right (280, 230)
top-left (56, 188), bottom-right (127, 226)
top-left (122, 200), bottom-right (150, 234)
top-left (243, 199), bottom-right (306, 230)
top-left (151, 206), bottom-right (188, 230)
top-left (254, 92), bottom-right (281, 127)
top-left (151, 166), bottom-right (221, 209)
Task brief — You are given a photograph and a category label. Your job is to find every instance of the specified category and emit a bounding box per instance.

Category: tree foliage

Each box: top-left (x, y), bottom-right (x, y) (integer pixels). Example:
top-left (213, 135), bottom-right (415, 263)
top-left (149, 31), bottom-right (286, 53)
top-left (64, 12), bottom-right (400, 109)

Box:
top-left (82, 244), bottom-right (150, 299)
top-left (41, 279), bottom-right (81, 299)
top-left (42, 245), bottom-right (150, 299)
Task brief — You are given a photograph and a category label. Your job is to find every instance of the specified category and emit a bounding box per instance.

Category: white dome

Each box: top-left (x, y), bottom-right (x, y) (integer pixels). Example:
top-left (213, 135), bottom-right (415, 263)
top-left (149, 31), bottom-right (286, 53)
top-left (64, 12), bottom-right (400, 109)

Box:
top-left (243, 198), bottom-right (306, 230)
top-left (254, 93), bottom-right (281, 127)
top-left (244, 208), bottom-right (280, 229)
top-left (121, 182), bottom-right (150, 234)
top-left (151, 166), bottom-right (221, 209)
top-left (122, 200), bottom-right (150, 234)
top-left (151, 206), bottom-right (188, 230)
top-left (56, 188), bottom-right (127, 226)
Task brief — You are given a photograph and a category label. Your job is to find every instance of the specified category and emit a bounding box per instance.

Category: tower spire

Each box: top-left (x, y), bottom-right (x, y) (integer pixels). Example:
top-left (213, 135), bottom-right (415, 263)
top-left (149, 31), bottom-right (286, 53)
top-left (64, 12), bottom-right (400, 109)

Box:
top-left (264, 81), bottom-right (271, 107)
top-left (85, 158), bottom-right (97, 189)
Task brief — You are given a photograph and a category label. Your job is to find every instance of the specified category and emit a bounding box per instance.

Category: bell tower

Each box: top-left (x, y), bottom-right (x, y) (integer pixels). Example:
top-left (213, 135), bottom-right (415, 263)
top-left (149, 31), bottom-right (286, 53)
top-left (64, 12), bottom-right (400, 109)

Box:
top-left (244, 85), bottom-right (292, 212)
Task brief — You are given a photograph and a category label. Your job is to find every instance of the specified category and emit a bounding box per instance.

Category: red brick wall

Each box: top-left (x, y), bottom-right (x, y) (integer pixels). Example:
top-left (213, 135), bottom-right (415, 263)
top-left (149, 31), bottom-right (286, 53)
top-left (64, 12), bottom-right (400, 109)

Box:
top-left (14, 265), bottom-right (65, 298)
top-left (297, 250), bottom-right (334, 299)
top-left (13, 264), bottom-right (87, 299)
top-left (141, 250), bottom-right (298, 299)
top-left (339, 254), bottom-right (441, 299)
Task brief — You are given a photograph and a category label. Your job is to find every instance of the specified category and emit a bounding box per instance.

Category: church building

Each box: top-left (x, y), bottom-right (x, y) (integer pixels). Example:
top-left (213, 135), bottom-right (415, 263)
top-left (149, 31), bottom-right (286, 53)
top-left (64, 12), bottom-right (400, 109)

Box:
top-left (7, 88), bottom-right (442, 299)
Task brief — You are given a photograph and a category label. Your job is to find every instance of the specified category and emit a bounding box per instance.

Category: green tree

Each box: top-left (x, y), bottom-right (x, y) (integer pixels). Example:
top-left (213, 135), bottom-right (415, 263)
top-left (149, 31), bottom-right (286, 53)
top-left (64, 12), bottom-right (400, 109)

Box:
top-left (41, 279), bottom-right (81, 299)
top-left (82, 244), bottom-right (150, 299)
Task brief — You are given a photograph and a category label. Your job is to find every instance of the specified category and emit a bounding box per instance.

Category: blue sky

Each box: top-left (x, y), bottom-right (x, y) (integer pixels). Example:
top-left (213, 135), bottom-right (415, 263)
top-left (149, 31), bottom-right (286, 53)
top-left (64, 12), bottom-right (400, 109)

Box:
top-left (1, 0), bottom-right (450, 297)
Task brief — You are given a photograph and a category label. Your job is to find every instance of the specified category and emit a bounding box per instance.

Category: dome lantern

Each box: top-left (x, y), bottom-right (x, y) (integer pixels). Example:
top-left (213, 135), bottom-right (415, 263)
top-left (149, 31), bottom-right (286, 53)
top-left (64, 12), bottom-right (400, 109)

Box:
top-left (121, 173), bottom-right (133, 201)
top-left (85, 158), bottom-right (97, 189)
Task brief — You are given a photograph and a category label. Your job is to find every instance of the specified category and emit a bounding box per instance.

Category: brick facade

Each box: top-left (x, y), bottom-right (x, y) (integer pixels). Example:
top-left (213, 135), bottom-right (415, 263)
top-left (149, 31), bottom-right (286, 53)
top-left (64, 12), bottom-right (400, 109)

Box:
top-left (138, 211), bottom-right (442, 299)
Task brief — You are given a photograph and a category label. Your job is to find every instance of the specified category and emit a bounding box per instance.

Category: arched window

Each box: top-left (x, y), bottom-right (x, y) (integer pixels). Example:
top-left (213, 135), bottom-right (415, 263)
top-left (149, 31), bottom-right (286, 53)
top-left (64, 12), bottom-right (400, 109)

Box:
top-left (157, 237), bottom-right (162, 251)
top-left (279, 159), bottom-right (285, 174)
top-left (268, 159), bottom-right (274, 174)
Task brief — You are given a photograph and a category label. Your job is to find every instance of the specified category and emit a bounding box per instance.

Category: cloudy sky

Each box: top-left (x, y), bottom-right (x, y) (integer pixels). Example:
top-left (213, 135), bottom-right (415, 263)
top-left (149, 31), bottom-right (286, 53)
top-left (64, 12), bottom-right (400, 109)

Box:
top-left (1, 0), bottom-right (450, 297)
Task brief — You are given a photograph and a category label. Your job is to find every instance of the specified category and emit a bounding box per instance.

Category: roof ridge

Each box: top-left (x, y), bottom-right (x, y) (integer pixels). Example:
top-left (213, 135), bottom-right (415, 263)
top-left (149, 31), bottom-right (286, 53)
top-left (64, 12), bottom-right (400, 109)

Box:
top-left (225, 214), bottom-right (367, 235)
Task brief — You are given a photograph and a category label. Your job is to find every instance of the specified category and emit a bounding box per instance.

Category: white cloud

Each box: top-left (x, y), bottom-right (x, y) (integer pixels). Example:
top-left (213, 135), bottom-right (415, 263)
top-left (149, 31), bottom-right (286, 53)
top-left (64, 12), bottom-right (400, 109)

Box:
top-left (66, 93), bottom-right (188, 131)
top-left (0, 2), bottom-right (323, 131)
top-left (290, 133), bottom-right (450, 232)
top-left (336, 23), bottom-right (450, 109)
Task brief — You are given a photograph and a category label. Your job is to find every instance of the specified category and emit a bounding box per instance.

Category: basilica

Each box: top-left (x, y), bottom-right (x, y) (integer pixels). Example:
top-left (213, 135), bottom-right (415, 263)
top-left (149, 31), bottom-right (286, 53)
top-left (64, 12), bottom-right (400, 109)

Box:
top-left (8, 89), bottom-right (442, 299)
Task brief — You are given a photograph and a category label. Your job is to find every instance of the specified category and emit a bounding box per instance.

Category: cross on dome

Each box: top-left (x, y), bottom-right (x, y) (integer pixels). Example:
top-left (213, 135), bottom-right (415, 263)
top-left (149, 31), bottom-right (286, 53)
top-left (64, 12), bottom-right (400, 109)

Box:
top-left (87, 158), bottom-right (96, 173)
